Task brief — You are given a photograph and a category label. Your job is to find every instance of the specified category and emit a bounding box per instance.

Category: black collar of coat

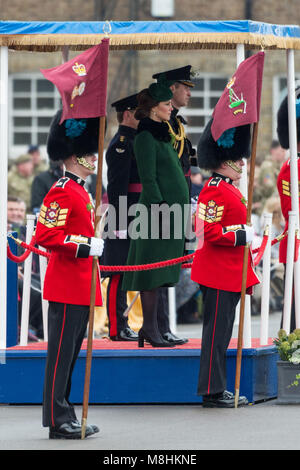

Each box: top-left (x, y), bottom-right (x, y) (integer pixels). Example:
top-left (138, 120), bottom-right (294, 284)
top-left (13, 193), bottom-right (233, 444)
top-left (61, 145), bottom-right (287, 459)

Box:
top-left (118, 125), bottom-right (137, 139)
top-left (65, 171), bottom-right (86, 187)
top-left (212, 172), bottom-right (233, 185)
top-left (137, 117), bottom-right (171, 142)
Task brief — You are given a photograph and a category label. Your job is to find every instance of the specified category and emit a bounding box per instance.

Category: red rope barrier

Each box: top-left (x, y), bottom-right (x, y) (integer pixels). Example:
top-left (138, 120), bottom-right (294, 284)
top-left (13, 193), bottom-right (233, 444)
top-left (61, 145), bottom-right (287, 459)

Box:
top-left (99, 253), bottom-right (195, 271)
top-left (253, 235), bottom-right (268, 267)
top-left (7, 234), bottom-right (195, 271)
top-left (6, 230), bottom-right (288, 272)
top-left (252, 231), bottom-right (287, 254)
top-left (6, 235), bottom-right (38, 263)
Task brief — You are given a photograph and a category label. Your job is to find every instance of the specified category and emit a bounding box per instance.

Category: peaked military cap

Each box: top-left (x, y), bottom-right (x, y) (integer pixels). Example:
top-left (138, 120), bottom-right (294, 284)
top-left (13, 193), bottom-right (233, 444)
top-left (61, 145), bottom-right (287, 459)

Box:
top-left (197, 118), bottom-right (251, 170)
top-left (47, 109), bottom-right (99, 161)
top-left (111, 93), bottom-right (139, 112)
top-left (152, 65), bottom-right (194, 88)
top-left (277, 86), bottom-right (300, 149)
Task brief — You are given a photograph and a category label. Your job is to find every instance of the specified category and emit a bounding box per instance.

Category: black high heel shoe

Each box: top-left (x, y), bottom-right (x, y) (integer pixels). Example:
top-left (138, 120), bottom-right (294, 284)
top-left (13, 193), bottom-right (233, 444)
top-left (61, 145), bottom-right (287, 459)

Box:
top-left (138, 329), bottom-right (176, 348)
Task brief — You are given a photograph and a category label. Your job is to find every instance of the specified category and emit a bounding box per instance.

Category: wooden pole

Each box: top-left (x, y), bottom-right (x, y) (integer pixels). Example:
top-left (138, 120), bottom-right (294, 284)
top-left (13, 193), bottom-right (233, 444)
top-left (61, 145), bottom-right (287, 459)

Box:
top-left (123, 292), bottom-right (140, 318)
top-left (234, 121), bottom-right (258, 408)
top-left (81, 115), bottom-right (106, 438)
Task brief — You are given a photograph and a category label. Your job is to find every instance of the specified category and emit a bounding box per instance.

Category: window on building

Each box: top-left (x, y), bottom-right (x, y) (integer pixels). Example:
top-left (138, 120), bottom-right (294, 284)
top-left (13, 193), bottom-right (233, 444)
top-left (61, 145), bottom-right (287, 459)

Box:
top-left (181, 74), bottom-right (228, 148)
top-left (273, 74), bottom-right (300, 139)
top-left (9, 73), bottom-right (61, 157)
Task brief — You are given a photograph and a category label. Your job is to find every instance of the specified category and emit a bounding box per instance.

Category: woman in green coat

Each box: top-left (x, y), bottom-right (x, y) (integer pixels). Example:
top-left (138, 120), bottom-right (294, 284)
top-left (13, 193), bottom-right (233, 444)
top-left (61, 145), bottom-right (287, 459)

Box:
top-left (122, 80), bottom-right (189, 347)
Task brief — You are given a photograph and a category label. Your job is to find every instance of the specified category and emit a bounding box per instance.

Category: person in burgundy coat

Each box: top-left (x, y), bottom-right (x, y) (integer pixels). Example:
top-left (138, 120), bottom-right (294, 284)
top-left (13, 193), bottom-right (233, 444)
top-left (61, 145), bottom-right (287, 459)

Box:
top-left (192, 118), bottom-right (260, 408)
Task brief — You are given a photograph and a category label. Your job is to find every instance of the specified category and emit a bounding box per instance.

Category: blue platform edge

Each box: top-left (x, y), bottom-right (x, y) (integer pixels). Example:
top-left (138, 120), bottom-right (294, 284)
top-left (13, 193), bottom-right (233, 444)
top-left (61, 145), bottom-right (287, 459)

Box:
top-left (0, 345), bottom-right (278, 404)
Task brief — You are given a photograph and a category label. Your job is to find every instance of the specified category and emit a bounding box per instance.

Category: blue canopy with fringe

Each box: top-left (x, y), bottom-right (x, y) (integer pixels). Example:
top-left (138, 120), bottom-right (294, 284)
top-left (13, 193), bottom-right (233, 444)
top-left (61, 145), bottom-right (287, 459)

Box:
top-left (0, 20), bottom-right (300, 51)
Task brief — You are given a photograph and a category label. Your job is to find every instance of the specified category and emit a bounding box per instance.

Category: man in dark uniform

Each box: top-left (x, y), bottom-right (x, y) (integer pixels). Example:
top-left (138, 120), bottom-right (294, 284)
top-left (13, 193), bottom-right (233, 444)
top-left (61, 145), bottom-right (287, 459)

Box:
top-left (35, 110), bottom-right (104, 439)
top-left (152, 65), bottom-right (198, 190)
top-left (191, 119), bottom-right (259, 407)
top-left (102, 94), bottom-right (140, 341)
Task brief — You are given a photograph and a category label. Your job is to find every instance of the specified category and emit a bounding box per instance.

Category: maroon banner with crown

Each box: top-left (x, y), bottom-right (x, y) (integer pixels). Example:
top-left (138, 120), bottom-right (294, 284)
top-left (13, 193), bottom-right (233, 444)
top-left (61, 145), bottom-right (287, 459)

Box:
top-left (211, 51), bottom-right (265, 142)
top-left (41, 38), bottom-right (109, 124)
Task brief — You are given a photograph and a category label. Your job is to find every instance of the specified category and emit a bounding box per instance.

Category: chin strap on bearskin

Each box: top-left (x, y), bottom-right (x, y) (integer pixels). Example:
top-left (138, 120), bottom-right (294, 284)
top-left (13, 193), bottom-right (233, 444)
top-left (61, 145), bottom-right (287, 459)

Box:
top-left (226, 160), bottom-right (243, 174)
top-left (76, 156), bottom-right (95, 171)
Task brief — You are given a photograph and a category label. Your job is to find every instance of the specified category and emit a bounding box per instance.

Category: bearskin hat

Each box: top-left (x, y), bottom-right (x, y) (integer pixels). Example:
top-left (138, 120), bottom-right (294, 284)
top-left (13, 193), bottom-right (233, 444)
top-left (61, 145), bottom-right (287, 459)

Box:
top-left (277, 87), bottom-right (300, 149)
top-left (197, 118), bottom-right (251, 171)
top-left (47, 109), bottom-right (100, 161)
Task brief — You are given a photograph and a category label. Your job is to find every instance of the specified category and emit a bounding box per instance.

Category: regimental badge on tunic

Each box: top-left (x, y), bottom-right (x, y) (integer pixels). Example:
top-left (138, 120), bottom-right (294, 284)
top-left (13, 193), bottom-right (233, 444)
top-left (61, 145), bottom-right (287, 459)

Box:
top-left (38, 202), bottom-right (69, 228)
top-left (198, 200), bottom-right (224, 223)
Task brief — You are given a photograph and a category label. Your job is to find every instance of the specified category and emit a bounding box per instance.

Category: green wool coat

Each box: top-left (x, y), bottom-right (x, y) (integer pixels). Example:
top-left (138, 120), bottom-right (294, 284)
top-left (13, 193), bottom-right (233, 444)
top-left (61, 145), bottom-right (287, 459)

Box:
top-left (122, 118), bottom-right (189, 291)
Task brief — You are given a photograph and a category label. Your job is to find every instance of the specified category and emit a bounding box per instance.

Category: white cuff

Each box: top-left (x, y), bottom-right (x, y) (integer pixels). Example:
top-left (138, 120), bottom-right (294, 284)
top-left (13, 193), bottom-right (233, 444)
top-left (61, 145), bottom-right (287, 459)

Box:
top-left (89, 237), bottom-right (104, 256)
top-left (245, 225), bottom-right (254, 243)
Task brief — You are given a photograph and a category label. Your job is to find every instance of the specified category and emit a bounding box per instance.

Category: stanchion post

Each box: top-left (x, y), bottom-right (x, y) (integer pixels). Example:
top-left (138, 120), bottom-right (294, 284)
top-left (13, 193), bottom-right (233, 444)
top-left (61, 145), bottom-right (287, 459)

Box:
top-left (286, 49), bottom-right (300, 328)
top-left (0, 46), bottom-right (8, 350)
top-left (260, 213), bottom-right (272, 345)
top-left (168, 287), bottom-right (177, 334)
top-left (38, 243), bottom-right (49, 342)
top-left (282, 211), bottom-right (296, 334)
top-left (19, 214), bottom-right (35, 346)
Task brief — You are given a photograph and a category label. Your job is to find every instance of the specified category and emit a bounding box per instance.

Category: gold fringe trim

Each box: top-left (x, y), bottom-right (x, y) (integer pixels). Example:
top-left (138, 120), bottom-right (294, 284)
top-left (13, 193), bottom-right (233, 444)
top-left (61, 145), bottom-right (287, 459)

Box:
top-left (1, 32), bottom-right (300, 52)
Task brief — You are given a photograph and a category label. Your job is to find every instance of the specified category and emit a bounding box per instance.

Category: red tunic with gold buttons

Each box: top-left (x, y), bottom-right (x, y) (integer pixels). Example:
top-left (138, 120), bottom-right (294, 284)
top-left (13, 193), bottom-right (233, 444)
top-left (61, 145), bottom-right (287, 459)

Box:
top-left (191, 175), bottom-right (260, 292)
top-left (277, 157), bottom-right (300, 264)
top-left (35, 172), bottom-right (102, 306)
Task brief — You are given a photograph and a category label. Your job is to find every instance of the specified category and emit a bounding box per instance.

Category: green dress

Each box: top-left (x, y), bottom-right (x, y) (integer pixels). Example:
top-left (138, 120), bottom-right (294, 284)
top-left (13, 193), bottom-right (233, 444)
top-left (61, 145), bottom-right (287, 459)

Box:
top-left (122, 118), bottom-right (189, 291)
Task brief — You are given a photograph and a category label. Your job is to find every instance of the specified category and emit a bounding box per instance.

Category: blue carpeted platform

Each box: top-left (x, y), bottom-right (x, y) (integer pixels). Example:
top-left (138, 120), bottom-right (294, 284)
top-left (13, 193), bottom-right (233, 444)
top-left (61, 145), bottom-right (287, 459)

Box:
top-left (0, 339), bottom-right (278, 404)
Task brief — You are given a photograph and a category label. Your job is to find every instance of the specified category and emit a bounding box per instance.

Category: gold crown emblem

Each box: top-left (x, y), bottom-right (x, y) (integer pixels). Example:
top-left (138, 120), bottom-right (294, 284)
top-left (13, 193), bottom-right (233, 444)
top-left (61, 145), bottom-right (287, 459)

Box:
top-left (72, 62), bottom-right (87, 76)
top-left (49, 201), bottom-right (59, 210)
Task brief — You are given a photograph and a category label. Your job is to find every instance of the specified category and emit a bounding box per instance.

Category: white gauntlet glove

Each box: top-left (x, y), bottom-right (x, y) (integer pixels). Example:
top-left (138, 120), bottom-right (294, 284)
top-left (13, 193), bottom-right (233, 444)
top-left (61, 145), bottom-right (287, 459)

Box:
top-left (244, 225), bottom-right (254, 243)
top-left (89, 237), bottom-right (104, 257)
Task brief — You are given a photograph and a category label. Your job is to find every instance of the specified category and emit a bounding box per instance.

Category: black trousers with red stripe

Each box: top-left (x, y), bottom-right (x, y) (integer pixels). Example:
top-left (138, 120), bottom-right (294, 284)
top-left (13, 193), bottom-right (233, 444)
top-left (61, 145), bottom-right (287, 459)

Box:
top-left (197, 286), bottom-right (240, 396)
top-left (107, 274), bottom-right (128, 337)
top-left (43, 301), bottom-right (89, 428)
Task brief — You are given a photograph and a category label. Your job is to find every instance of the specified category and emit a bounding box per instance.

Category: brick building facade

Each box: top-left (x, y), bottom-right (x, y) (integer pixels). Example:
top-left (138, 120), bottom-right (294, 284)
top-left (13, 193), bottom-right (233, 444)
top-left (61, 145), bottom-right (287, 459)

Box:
top-left (1, 0), bottom-right (300, 164)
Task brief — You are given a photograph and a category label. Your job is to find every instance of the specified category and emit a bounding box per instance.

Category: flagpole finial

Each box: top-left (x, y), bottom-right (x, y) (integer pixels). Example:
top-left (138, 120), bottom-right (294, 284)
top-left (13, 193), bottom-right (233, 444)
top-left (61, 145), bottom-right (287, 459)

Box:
top-left (103, 21), bottom-right (111, 38)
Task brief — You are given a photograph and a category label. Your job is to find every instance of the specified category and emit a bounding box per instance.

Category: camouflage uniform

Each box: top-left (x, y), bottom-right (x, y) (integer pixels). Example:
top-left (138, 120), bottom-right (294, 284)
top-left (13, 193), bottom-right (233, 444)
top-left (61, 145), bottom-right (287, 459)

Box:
top-left (253, 155), bottom-right (282, 215)
top-left (7, 165), bottom-right (33, 210)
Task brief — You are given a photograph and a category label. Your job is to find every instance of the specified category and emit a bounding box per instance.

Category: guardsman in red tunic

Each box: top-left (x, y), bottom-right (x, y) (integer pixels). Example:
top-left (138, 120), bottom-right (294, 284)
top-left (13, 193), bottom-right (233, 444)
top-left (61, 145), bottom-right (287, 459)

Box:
top-left (276, 86), bottom-right (300, 331)
top-left (35, 110), bottom-right (104, 439)
top-left (191, 119), bottom-right (260, 408)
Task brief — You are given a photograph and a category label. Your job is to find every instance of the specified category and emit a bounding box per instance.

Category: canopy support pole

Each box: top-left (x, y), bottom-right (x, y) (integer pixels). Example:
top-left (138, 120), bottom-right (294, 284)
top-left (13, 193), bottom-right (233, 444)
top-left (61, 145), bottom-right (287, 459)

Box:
top-left (0, 46), bottom-right (8, 350)
top-left (286, 49), bottom-right (300, 329)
